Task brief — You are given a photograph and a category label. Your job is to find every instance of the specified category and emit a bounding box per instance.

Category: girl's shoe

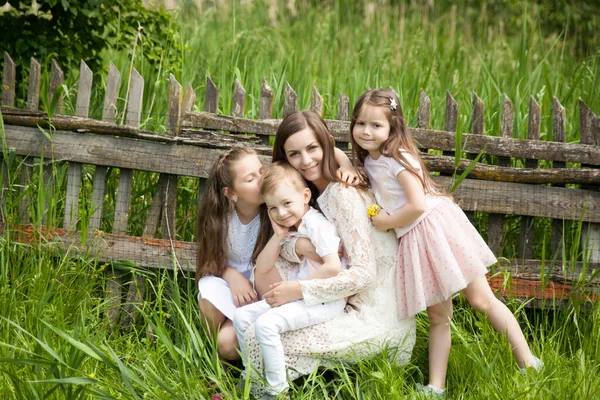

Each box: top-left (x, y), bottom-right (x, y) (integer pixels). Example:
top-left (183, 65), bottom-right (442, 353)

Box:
top-left (415, 383), bottom-right (445, 399)
top-left (520, 356), bottom-right (543, 374)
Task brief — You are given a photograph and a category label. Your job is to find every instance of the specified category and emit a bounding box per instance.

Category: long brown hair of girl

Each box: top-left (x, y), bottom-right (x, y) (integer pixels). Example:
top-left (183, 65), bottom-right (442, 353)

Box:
top-left (195, 146), bottom-right (268, 285)
top-left (350, 89), bottom-right (441, 195)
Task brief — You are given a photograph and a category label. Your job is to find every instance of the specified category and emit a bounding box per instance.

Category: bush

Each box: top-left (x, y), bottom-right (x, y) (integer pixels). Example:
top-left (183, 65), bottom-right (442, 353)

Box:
top-left (0, 0), bottom-right (181, 77)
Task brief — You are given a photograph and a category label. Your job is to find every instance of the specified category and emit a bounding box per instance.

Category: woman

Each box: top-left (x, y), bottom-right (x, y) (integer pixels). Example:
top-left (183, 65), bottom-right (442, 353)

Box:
top-left (241, 111), bottom-right (416, 394)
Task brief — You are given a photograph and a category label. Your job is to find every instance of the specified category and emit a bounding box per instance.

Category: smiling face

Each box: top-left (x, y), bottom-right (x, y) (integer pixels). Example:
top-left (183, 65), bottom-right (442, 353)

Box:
top-left (264, 179), bottom-right (311, 228)
top-left (282, 128), bottom-right (329, 191)
top-left (352, 105), bottom-right (391, 159)
top-left (225, 153), bottom-right (264, 208)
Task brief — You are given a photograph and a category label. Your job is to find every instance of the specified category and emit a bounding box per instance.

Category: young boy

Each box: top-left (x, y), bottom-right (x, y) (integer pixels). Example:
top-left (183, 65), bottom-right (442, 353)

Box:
top-left (233, 161), bottom-right (347, 398)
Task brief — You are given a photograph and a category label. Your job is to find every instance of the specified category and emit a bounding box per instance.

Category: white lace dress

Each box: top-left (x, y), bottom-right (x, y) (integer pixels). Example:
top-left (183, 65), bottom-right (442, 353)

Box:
top-left (241, 183), bottom-right (416, 394)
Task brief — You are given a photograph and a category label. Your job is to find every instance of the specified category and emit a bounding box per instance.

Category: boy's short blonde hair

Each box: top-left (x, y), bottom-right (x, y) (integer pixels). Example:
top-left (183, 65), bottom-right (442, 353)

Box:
top-left (260, 161), bottom-right (308, 197)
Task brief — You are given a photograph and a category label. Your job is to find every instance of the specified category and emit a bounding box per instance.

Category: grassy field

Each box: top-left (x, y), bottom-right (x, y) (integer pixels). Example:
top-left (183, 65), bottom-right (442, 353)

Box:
top-left (2, 0), bottom-right (600, 398)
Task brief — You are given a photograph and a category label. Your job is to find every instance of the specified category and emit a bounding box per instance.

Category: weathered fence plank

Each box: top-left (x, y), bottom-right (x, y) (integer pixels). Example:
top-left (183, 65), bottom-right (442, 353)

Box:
top-left (519, 97), bottom-right (541, 259)
top-left (5, 125), bottom-right (599, 223)
top-left (18, 57), bottom-right (42, 223)
top-left (580, 100), bottom-right (600, 264)
top-left (181, 113), bottom-right (600, 165)
top-left (2, 52), bottom-right (16, 107)
top-left (259, 80), bottom-right (274, 120)
top-left (231, 80), bottom-right (246, 118)
top-left (417, 89), bottom-right (431, 129)
top-left (27, 57), bottom-right (41, 111)
top-left (64, 61), bottom-right (93, 229)
top-left (310, 86), bottom-right (323, 116)
top-left (283, 82), bottom-right (297, 117)
top-left (49, 59), bottom-right (64, 114)
top-left (257, 79), bottom-right (274, 146)
top-left (488, 94), bottom-right (514, 255)
top-left (111, 68), bottom-right (143, 330)
top-left (182, 83), bottom-right (196, 115)
top-left (6, 124), bottom-right (598, 186)
top-left (205, 76), bottom-right (218, 113)
top-left (335, 93), bottom-right (350, 149)
top-left (90, 64), bottom-right (121, 231)
top-left (551, 97), bottom-right (567, 258)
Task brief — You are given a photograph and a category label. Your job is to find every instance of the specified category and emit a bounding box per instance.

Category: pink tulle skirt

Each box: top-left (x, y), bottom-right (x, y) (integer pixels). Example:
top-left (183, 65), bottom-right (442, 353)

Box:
top-left (396, 197), bottom-right (497, 317)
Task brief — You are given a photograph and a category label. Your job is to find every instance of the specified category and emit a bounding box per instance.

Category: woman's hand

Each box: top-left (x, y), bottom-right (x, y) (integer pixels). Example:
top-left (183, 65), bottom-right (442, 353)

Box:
top-left (336, 166), bottom-right (359, 186)
top-left (263, 281), bottom-right (303, 307)
top-left (223, 268), bottom-right (257, 307)
top-left (295, 237), bottom-right (323, 263)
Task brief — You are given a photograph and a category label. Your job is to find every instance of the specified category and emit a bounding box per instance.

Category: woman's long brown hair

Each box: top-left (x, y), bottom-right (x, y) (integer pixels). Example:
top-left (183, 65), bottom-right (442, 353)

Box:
top-left (350, 89), bottom-right (441, 195)
top-left (195, 146), bottom-right (268, 285)
top-left (255, 110), bottom-right (367, 259)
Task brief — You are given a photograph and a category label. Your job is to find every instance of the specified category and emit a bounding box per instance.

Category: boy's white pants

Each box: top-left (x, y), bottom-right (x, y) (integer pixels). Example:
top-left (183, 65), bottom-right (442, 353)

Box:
top-left (233, 298), bottom-right (346, 395)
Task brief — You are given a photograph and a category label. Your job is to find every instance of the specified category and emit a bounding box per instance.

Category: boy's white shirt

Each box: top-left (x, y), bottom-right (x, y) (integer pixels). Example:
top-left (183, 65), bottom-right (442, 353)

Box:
top-left (281, 207), bottom-right (347, 281)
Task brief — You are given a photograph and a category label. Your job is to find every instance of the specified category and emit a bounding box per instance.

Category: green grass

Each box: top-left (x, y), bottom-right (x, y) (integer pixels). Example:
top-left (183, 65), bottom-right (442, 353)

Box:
top-left (2, 1), bottom-right (600, 398)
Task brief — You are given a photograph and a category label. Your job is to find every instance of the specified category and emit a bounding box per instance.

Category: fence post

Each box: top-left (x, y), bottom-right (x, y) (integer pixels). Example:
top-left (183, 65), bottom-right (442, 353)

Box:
top-left (283, 82), bottom-right (297, 117)
top-left (258, 79), bottom-right (274, 146)
top-left (443, 91), bottom-right (458, 158)
top-left (580, 100), bottom-right (600, 265)
top-left (205, 76), bottom-right (218, 113)
top-left (90, 63), bottom-right (120, 232)
top-left (336, 93), bottom-right (349, 149)
top-left (117, 68), bottom-right (146, 331)
top-left (310, 86), bottom-right (323, 116)
top-left (551, 97), bottom-right (566, 259)
top-left (417, 89), bottom-right (431, 129)
top-left (464, 92), bottom-right (484, 223)
top-left (488, 94), bottom-right (514, 255)
top-left (519, 97), bottom-right (541, 260)
top-left (63, 60), bottom-right (92, 229)
top-left (1, 52), bottom-right (16, 227)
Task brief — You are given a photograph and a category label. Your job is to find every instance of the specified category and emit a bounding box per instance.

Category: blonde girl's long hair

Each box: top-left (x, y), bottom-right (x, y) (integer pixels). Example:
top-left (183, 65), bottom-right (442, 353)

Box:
top-left (195, 146), bottom-right (268, 285)
top-left (350, 89), bottom-right (441, 195)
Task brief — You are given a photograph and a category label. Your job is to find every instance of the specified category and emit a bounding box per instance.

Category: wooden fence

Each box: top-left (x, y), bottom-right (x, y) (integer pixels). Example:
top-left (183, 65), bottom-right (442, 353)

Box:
top-left (1, 52), bottom-right (600, 327)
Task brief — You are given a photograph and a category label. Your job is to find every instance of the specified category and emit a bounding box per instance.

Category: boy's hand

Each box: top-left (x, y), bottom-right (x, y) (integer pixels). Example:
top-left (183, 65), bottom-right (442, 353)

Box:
top-left (269, 212), bottom-right (289, 238)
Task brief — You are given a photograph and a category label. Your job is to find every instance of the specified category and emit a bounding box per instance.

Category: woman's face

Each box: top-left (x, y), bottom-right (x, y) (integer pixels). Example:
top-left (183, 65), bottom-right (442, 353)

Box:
top-left (282, 128), bottom-right (327, 187)
top-left (229, 154), bottom-right (264, 207)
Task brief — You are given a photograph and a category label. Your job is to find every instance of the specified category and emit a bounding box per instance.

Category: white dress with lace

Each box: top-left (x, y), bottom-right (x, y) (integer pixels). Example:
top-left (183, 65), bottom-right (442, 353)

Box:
top-left (241, 183), bottom-right (416, 394)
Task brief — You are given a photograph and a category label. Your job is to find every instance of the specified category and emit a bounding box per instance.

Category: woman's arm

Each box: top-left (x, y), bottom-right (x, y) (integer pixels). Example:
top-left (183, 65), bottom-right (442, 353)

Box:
top-left (301, 185), bottom-right (377, 306)
top-left (371, 170), bottom-right (426, 231)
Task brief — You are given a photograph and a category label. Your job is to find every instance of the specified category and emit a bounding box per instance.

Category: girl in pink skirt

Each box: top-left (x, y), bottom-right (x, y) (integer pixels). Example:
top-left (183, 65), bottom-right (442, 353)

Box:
top-left (350, 89), bottom-right (541, 397)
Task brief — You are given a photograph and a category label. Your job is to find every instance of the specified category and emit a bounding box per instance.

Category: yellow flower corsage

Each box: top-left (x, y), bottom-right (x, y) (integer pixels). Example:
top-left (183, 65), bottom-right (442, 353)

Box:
top-left (368, 203), bottom-right (381, 217)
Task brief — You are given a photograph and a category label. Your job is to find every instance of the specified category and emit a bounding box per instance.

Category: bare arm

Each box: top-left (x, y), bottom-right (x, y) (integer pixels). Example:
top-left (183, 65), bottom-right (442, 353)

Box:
top-left (221, 267), bottom-right (257, 307)
top-left (255, 233), bottom-right (285, 275)
top-left (303, 253), bottom-right (341, 280)
top-left (371, 170), bottom-right (426, 231)
top-left (334, 147), bottom-right (359, 185)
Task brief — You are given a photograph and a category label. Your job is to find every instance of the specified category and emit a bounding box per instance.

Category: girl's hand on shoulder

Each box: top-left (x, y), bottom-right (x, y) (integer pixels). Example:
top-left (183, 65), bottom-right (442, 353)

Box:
top-left (263, 281), bottom-right (303, 307)
top-left (336, 166), bottom-right (359, 186)
top-left (228, 273), bottom-right (258, 307)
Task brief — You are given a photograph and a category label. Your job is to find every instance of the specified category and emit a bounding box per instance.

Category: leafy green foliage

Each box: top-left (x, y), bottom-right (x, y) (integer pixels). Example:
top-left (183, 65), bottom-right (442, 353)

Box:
top-left (0, 0), bottom-right (181, 77)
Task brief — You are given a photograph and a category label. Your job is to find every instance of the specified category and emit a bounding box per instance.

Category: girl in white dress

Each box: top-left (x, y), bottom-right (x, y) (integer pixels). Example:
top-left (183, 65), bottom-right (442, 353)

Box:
top-left (350, 89), bottom-right (542, 397)
top-left (240, 111), bottom-right (417, 397)
top-left (196, 146), bottom-right (269, 360)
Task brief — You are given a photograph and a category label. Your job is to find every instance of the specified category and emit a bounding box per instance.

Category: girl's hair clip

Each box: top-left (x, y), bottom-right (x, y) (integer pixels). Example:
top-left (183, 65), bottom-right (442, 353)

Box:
top-left (390, 97), bottom-right (398, 111)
